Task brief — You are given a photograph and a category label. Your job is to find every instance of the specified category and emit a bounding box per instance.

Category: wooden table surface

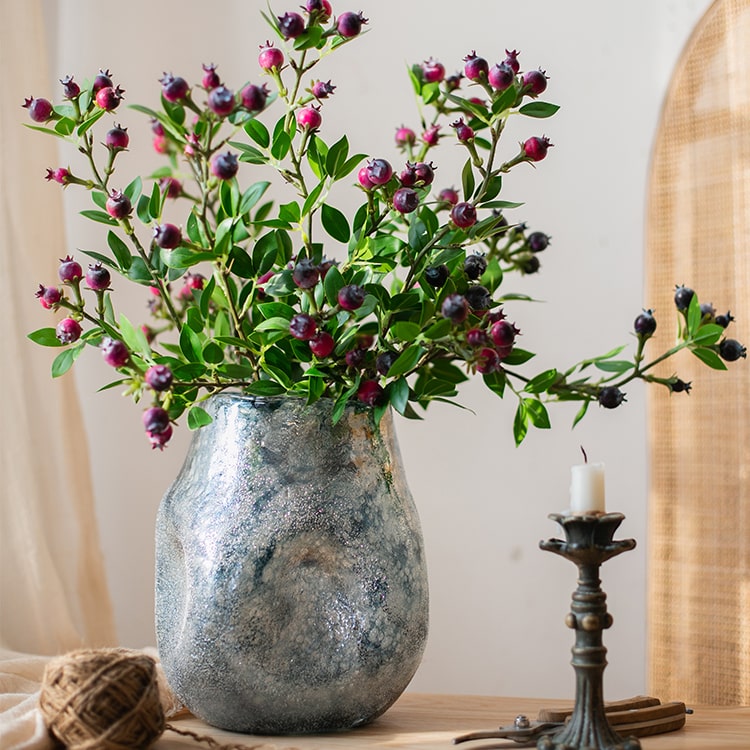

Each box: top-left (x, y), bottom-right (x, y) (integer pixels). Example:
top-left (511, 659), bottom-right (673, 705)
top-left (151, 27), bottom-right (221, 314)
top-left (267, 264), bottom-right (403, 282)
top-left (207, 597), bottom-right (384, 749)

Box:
top-left (156, 693), bottom-right (750, 749)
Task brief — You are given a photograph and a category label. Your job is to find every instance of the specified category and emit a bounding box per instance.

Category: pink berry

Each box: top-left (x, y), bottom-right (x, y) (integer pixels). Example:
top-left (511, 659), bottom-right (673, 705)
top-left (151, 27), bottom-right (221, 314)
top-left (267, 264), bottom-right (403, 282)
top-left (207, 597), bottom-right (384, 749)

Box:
top-left (450, 201), bottom-right (477, 228)
top-left (55, 317), bottom-right (82, 344)
top-left (58, 256), bottom-right (82, 283)
top-left (289, 313), bottom-right (317, 341)
top-left (357, 166), bottom-right (375, 190)
top-left (421, 58), bottom-right (445, 84)
top-left (438, 187), bottom-right (459, 206)
top-left (357, 379), bottom-right (385, 407)
top-left (45, 168), bottom-right (71, 185)
top-left (463, 52), bottom-right (488, 82)
top-left (211, 151), bottom-right (239, 180)
top-left (278, 12), bottom-right (305, 39)
top-left (523, 68), bottom-right (548, 96)
top-left (159, 177), bottom-right (182, 198)
top-left (36, 284), bottom-right (62, 309)
top-left (241, 84), bottom-right (268, 112)
top-left (105, 189), bottom-right (132, 219)
top-left (154, 223), bottom-right (182, 249)
top-left (488, 62), bottom-right (514, 91)
top-left (101, 337), bottom-right (129, 367)
top-left (145, 364), bottom-right (174, 391)
top-left (153, 135), bottom-right (168, 154)
top-left (337, 11), bottom-right (367, 38)
top-left (202, 63), bottom-right (221, 90)
top-left (393, 187), bottom-right (419, 214)
top-left (504, 49), bottom-right (521, 74)
top-left (207, 85), bottom-right (235, 117)
top-left (148, 423), bottom-right (173, 450)
top-left (395, 126), bottom-right (416, 148)
top-left (95, 85), bottom-right (124, 111)
top-left (160, 73), bottom-right (189, 103)
top-left (258, 42), bottom-right (284, 71)
top-left (22, 96), bottom-right (53, 122)
top-left (309, 331), bottom-right (335, 358)
top-left (85, 262), bottom-right (111, 290)
top-left (105, 124), bottom-right (129, 150)
top-left (422, 125), bottom-right (440, 146)
top-left (365, 158), bottom-right (393, 186)
top-left (296, 106), bottom-right (322, 130)
top-left (523, 135), bottom-right (552, 161)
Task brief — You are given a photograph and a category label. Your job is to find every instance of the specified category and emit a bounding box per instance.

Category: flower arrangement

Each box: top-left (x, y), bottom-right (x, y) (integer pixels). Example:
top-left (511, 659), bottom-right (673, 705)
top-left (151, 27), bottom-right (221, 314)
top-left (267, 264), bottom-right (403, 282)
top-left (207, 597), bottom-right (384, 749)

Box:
top-left (24, 1), bottom-right (745, 449)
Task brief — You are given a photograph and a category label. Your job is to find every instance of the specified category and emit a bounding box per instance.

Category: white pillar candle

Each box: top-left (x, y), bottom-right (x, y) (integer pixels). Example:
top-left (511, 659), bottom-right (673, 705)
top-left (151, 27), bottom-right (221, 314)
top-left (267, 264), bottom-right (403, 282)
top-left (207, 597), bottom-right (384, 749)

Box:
top-left (570, 461), bottom-right (606, 514)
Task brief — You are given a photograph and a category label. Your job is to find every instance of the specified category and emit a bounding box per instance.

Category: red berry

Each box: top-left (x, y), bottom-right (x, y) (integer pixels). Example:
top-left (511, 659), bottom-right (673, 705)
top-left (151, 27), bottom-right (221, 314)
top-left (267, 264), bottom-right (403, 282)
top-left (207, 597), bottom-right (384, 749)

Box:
top-left (338, 284), bottom-right (366, 311)
top-left (278, 12), bottom-right (305, 38)
top-left (296, 106), bottom-right (322, 130)
top-left (55, 317), bottom-right (82, 344)
top-left (58, 256), bottom-right (82, 283)
top-left (450, 201), bottom-right (477, 228)
top-left (309, 331), bottom-right (335, 358)
top-left (85, 262), bottom-right (111, 291)
top-left (160, 73), bottom-right (189, 102)
top-left (463, 52), bottom-right (489, 82)
top-left (393, 187), bottom-right (419, 214)
top-left (145, 364), bottom-right (174, 391)
top-left (95, 86), bottom-right (124, 111)
top-left (22, 96), bottom-right (53, 122)
top-left (357, 379), bottom-right (385, 406)
top-left (211, 151), bottom-right (239, 180)
top-left (207, 85), bottom-right (235, 117)
top-left (241, 84), bottom-right (268, 112)
top-left (105, 124), bottom-right (129, 150)
top-left (289, 313), bottom-right (317, 341)
top-left (476, 347), bottom-right (500, 374)
top-left (36, 284), bottom-right (62, 309)
top-left (148, 423), bottom-right (173, 450)
top-left (466, 328), bottom-right (489, 347)
top-left (421, 58), bottom-right (445, 83)
top-left (101, 337), bottom-right (129, 367)
top-left (488, 62), bottom-right (514, 91)
top-left (523, 136), bottom-right (552, 162)
top-left (337, 11), bottom-right (367, 38)
top-left (258, 43), bottom-right (284, 71)
top-left (523, 68), bottom-right (548, 96)
top-left (154, 223), bottom-right (182, 249)
top-left (490, 319), bottom-right (518, 347)
top-left (105, 189), bottom-right (132, 219)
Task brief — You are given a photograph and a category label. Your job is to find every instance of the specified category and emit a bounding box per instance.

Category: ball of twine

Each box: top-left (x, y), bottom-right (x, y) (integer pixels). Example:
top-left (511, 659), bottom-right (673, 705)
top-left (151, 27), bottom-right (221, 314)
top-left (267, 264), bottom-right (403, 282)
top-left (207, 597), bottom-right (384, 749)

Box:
top-left (39, 648), bottom-right (165, 749)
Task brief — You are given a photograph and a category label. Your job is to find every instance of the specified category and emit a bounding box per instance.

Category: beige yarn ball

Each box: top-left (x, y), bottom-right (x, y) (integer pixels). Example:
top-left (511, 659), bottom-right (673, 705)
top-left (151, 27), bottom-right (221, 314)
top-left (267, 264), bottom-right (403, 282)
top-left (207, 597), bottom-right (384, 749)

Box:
top-left (39, 648), bottom-right (166, 749)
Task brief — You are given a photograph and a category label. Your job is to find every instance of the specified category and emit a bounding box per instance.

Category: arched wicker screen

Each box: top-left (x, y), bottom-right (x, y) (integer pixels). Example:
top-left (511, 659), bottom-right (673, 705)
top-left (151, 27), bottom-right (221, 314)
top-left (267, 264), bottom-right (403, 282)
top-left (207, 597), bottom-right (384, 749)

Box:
top-left (646, 0), bottom-right (750, 705)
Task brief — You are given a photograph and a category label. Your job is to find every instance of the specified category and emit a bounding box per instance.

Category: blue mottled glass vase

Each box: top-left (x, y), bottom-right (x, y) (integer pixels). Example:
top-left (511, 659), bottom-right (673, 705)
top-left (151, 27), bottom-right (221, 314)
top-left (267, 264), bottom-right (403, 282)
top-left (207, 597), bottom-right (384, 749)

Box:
top-left (155, 394), bottom-right (429, 734)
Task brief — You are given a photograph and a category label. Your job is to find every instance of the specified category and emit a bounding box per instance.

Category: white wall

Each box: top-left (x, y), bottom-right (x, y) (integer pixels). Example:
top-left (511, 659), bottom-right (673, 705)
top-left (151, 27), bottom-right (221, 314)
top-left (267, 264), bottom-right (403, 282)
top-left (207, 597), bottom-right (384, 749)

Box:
top-left (42, 0), bottom-right (713, 699)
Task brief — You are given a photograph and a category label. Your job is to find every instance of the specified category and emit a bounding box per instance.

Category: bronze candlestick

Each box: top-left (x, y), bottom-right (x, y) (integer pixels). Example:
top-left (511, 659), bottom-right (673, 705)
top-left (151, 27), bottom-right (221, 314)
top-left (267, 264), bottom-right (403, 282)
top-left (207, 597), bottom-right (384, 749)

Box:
top-left (537, 512), bottom-right (641, 750)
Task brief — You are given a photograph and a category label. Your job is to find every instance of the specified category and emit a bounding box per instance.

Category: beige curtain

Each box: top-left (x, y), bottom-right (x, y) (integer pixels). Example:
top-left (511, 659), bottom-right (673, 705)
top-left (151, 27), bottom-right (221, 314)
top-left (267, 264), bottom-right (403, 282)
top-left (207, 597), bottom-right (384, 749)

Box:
top-left (646, 0), bottom-right (750, 705)
top-left (0, 0), bottom-right (116, 654)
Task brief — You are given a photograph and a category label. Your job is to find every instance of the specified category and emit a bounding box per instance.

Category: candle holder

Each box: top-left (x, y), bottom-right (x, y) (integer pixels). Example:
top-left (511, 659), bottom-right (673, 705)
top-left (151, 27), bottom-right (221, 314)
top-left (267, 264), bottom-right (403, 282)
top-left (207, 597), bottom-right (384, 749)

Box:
top-left (537, 512), bottom-right (640, 750)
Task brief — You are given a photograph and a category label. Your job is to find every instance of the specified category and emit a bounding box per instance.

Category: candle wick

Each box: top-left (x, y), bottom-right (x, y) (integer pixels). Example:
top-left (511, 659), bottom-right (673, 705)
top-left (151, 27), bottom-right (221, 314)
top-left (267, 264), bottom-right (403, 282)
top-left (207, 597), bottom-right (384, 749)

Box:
top-left (580, 446), bottom-right (588, 463)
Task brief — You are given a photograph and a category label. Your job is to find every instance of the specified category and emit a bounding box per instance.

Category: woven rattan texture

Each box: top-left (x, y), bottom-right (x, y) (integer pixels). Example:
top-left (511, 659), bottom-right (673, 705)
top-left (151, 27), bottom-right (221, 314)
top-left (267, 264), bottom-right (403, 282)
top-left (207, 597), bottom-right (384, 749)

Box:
top-left (645, 0), bottom-right (750, 705)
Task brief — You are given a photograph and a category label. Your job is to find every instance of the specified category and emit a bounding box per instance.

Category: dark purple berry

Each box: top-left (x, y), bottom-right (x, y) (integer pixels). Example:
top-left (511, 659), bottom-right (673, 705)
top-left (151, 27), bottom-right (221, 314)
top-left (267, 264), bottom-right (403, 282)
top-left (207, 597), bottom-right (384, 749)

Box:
top-left (58, 256), bottom-right (82, 283)
top-left (488, 62), bottom-right (514, 91)
top-left (464, 284), bottom-right (492, 311)
top-left (292, 258), bottom-right (320, 289)
top-left (101, 337), bottom-right (129, 367)
top-left (60, 75), bottom-right (80, 99)
top-left (309, 331), bottom-right (335, 358)
top-left (22, 96), bottom-right (53, 122)
top-left (289, 313), bottom-right (317, 340)
top-left (504, 50), bottom-right (521, 73)
top-left (92, 69), bottom-right (113, 93)
top-left (527, 231), bottom-right (550, 252)
top-left (438, 187), bottom-right (459, 206)
top-left (338, 284), bottom-right (366, 311)
top-left (278, 12), bottom-right (305, 38)
top-left (337, 11), bottom-right (367, 38)
top-left (670, 379), bottom-right (692, 393)
top-left (241, 84), bottom-right (269, 112)
top-left (148, 423), bottom-right (173, 450)
top-left (357, 379), bottom-right (385, 406)
top-left (312, 80), bottom-right (336, 99)
top-left (441, 293), bottom-right (469, 324)
top-left (202, 63), bottom-right (221, 90)
top-left (36, 284), bottom-right (62, 309)
top-left (715, 311), bottom-right (734, 328)
top-left (345, 347), bottom-right (367, 368)
top-left (105, 124), bottom-right (129, 150)
top-left (398, 163), bottom-right (418, 187)
top-left (85, 262), bottom-right (111, 291)
top-left (421, 58), bottom-right (445, 83)
top-left (366, 158), bottom-right (393, 186)
top-left (450, 201), bottom-right (477, 228)
top-left (414, 161), bottom-right (436, 185)
top-left (142, 406), bottom-right (171, 434)
top-left (105, 189), bottom-right (132, 219)
top-left (466, 328), bottom-right (488, 347)
top-left (154, 223), bottom-right (182, 249)
top-left (674, 284), bottom-right (695, 311)
top-left (258, 42), bottom-right (284, 71)
top-left (55, 317), bottom-right (82, 344)
top-left (520, 255), bottom-right (541, 274)
top-left (305, 0), bottom-right (332, 18)
top-left (634, 309), bottom-right (657, 336)
top-left (393, 187), bottom-right (419, 214)
top-left (598, 386), bottom-right (626, 409)
top-left (464, 253), bottom-right (487, 280)
top-left (719, 338), bottom-right (747, 362)
top-left (451, 118), bottom-right (474, 142)
top-left (145, 364), bottom-right (174, 391)
top-left (211, 151), bottom-right (239, 180)
top-left (700, 302), bottom-right (716, 321)
top-left (160, 73), bottom-right (189, 102)
top-left (523, 68), bottom-right (548, 96)
top-left (376, 351), bottom-right (398, 376)
top-left (425, 264), bottom-right (449, 288)
top-left (523, 136), bottom-right (552, 162)
top-left (463, 51), bottom-right (488, 82)
top-left (207, 85), bottom-right (235, 117)
top-left (490, 319), bottom-right (518, 347)
top-left (95, 85), bottom-right (124, 111)
top-left (476, 347), bottom-right (500, 374)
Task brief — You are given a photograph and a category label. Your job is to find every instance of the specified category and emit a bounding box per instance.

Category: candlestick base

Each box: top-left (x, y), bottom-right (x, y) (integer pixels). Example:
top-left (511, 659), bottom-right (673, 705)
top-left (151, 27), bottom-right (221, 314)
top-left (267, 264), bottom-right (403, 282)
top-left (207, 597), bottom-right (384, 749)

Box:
top-left (538, 512), bottom-right (640, 750)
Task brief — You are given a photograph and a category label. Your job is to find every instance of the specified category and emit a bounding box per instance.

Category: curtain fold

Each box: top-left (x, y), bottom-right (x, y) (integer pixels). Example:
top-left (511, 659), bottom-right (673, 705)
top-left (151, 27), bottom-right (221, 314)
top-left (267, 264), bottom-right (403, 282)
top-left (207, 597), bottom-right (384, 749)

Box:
top-left (0, 0), bottom-right (117, 654)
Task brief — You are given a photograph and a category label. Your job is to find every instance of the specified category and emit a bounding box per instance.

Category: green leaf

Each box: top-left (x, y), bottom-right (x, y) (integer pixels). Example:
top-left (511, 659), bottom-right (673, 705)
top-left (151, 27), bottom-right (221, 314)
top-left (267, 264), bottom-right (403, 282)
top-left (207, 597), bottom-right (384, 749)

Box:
top-left (163, 248), bottom-right (216, 269)
top-left (594, 360), bottom-right (635, 374)
top-left (323, 264), bottom-right (345, 306)
top-left (307, 136), bottom-right (326, 179)
top-left (692, 323), bottom-right (724, 346)
top-left (245, 379), bottom-right (287, 396)
top-left (77, 108), bottom-right (106, 135)
top-left (244, 118), bottom-right (270, 148)
top-left (187, 406), bottom-right (213, 430)
top-left (387, 345), bottom-right (425, 379)
top-left (691, 346), bottom-right (727, 370)
top-left (136, 194), bottom-right (152, 224)
top-left (388, 377), bottom-right (410, 415)
top-left (124, 176), bottom-right (143, 204)
top-left (502, 348), bottom-right (535, 366)
top-left (423, 319), bottom-right (452, 340)
top-left (524, 369), bottom-right (558, 393)
top-left (202, 341), bottom-right (225, 364)
top-left (119, 314), bottom-right (151, 357)
top-left (321, 204), bottom-right (350, 243)
top-left (271, 129), bottom-right (292, 160)
top-left (179, 326), bottom-right (203, 362)
top-left (80, 209), bottom-right (117, 226)
top-left (326, 135), bottom-right (349, 177)
top-left (51, 345), bottom-right (83, 378)
top-left (483, 370), bottom-right (507, 397)
top-left (255, 316), bottom-right (294, 332)
top-left (107, 231), bottom-right (132, 270)
top-left (239, 181), bottom-right (271, 215)
top-left (686, 293), bottom-right (701, 336)
top-left (513, 401), bottom-right (529, 446)
top-left (572, 400), bottom-right (590, 428)
top-left (336, 153), bottom-right (367, 180)
top-left (524, 398), bottom-right (550, 428)
top-left (54, 117), bottom-right (76, 136)
top-left (491, 85), bottom-right (519, 115)
top-left (233, 142), bottom-right (268, 165)
top-left (28, 327), bottom-right (64, 347)
top-left (301, 180), bottom-right (326, 217)
top-left (461, 158), bottom-right (475, 201)
top-left (389, 321), bottom-right (422, 342)
top-left (518, 101), bottom-right (560, 119)
top-left (126, 258), bottom-right (153, 284)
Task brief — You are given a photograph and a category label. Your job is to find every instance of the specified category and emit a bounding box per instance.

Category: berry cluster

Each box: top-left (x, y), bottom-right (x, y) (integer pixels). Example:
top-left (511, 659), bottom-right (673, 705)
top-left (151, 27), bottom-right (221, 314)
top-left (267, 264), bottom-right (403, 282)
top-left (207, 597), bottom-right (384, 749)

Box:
top-left (25, 3), bottom-right (745, 448)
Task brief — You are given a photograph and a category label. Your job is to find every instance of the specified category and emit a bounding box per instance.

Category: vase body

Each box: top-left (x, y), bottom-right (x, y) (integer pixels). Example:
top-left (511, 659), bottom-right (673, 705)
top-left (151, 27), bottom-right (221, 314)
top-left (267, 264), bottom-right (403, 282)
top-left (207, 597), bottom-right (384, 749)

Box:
top-left (155, 394), bottom-right (429, 734)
